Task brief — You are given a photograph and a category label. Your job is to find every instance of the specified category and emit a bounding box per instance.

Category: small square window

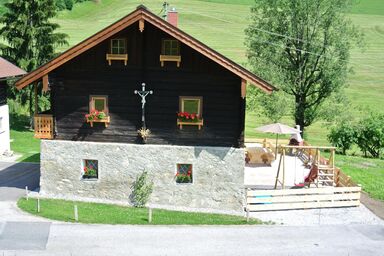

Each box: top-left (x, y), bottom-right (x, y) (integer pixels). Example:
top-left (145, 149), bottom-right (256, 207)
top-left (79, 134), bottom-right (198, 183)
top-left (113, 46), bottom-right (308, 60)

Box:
top-left (110, 38), bottom-right (126, 55)
top-left (179, 96), bottom-right (202, 117)
top-left (162, 39), bottom-right (180, 56)
top-left (176, 164), bottom-right (193, 184)
top-left (83, 159), bottom-right (98, 179)
top-left (89, 95), bottom-right (108, 115)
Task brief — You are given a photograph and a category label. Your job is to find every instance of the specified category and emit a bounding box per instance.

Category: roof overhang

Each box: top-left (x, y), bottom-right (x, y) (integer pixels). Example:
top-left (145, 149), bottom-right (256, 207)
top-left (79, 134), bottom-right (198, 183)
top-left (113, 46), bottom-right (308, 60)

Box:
top-left (15, 5), bottom-right (275, 93)
top-left (0, 57), bottom-right (26, 80)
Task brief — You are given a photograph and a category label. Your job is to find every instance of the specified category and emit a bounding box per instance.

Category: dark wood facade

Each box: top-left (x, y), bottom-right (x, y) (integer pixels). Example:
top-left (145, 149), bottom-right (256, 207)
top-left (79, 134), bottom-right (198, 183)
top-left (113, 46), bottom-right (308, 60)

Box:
top-left (50, 22), bottom-right (244, 147)
top-left (0, 81), bottom-right (6, 106)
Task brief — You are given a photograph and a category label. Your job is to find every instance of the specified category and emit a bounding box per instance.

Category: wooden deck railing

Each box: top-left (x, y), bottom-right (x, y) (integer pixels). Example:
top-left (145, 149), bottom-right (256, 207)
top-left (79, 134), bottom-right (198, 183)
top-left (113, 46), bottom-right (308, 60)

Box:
top-left (34, 114), bottom-right (54, 139)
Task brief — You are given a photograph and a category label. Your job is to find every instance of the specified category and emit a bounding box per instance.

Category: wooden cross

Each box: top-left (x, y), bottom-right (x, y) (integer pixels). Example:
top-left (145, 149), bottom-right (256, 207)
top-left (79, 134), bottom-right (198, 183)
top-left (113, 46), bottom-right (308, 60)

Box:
top-left (134, 83), bottom-right (153, 129)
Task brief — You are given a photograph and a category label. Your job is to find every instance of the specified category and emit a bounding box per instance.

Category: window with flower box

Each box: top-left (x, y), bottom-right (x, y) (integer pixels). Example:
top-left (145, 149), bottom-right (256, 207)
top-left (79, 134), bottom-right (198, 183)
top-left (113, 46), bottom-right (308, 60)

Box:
top-left (160, 39), bottom-right (181, 67)
top-left (86, 95), bottom-right (110, 127)
top-left (83, 159), bottom-right (98, 179)
top-left (177, 96), bottom-right (203, 130)
top-left (176, 164), bottom-right (193, 184)
top-left (106, 38), bottom-right (128, 65)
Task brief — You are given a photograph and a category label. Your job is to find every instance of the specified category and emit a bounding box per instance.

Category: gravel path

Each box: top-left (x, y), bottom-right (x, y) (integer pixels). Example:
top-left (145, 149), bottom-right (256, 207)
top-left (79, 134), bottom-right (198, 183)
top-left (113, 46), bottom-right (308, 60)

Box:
top-left (250, 204), bottom-right (384, 226)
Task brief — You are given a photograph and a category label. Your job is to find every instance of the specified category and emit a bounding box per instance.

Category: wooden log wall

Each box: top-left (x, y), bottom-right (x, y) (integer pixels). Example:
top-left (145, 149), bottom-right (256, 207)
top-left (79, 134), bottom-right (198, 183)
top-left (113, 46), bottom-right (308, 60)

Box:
top-left (50, 22), bottom-right (245, 147)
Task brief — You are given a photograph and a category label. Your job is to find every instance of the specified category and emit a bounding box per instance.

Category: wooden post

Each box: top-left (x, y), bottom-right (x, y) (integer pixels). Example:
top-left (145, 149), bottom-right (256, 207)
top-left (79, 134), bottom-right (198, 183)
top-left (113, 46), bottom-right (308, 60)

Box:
top-left (148, 207), bottom-right (152, 223)
top-left (74, 205), bottom-right (78, 222)
top-left (34, 83), bottom-right (38, 115)
top-left (25, 186), bottom-right (29, 200)
top-left (246, 207), bottom-right (250, 223)
top-left (282, 148), bottom-right (285, 189)
top-left (274, 154), bottom-right (283, 189)
top-left (37, 198), bottom-right (40, 213)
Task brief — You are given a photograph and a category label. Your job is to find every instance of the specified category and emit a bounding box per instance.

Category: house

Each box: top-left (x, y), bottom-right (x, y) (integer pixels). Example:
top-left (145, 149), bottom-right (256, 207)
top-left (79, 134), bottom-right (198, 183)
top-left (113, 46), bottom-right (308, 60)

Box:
top-left (0, 58), bottom-right (26, 156)
top-left (15, 6), bottom-right (275, 213)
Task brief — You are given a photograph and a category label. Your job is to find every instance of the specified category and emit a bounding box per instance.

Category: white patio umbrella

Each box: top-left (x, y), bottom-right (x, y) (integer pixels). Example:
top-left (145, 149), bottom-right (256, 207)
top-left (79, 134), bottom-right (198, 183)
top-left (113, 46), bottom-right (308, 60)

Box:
top-left (256, 123), bottom-right (301, 159)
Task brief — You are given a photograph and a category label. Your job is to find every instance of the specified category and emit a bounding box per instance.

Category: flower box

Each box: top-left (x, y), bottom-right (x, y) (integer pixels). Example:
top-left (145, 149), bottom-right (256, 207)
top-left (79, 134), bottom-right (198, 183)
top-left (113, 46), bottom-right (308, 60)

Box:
top-left (176, 112), bottom-right (203, 130)
top-left (85, 110), bottom-right (110, 128)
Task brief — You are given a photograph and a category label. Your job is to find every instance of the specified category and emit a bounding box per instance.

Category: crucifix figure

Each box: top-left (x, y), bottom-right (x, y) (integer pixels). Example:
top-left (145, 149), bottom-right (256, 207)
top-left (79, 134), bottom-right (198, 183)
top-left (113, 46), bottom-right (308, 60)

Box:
top-left (134, 82), bottom-right (153, 129)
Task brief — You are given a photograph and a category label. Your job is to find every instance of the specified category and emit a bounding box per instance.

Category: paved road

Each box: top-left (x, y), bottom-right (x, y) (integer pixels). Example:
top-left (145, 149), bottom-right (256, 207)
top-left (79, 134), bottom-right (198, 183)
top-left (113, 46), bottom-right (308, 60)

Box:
top-left (0, 223), bottom-right (383, 255)
top-left (0, 162), bottom-right (40, 201)
top-left (0, 162), bottom-right (383, 255)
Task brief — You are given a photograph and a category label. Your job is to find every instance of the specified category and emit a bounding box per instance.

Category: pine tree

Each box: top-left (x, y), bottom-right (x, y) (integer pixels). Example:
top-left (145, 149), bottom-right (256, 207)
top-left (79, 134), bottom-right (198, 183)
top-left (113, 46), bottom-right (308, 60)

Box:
top-left (0, 0), bottom-right (68, 117)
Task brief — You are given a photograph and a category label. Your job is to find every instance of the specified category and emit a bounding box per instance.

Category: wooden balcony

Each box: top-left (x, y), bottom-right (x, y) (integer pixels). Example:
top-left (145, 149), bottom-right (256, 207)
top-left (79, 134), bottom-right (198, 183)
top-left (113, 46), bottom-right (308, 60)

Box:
top-left (34, 114), bottom-right (54, 139)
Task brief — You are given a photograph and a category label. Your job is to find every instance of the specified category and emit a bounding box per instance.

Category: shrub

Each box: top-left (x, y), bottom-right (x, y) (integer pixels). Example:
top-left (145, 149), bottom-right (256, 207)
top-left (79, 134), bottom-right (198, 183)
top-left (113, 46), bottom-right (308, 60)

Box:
top-left (130, 171), bottom-right (153, 208)
top-left (356, 113), bottom-right (384, 158)
top-left (327, 122), bottom-right (356, 155)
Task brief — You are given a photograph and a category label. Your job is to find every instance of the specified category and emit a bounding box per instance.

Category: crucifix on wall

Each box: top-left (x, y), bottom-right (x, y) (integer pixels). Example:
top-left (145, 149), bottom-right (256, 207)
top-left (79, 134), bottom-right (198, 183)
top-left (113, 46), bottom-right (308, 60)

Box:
top-left (134, 82), bottom-right (153, 129)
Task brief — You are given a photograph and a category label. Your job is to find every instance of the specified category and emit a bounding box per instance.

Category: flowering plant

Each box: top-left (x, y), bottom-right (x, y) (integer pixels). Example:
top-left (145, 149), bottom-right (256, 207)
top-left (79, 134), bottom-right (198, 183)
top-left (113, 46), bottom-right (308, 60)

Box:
top-left (177, 112), bottom-right (201, 122)
top-left (83, 166), bottom-right (97, 178)
top-left (85, 110), bottom-right (107, 121)
top-left (175, 170), bottom-right (192, 183)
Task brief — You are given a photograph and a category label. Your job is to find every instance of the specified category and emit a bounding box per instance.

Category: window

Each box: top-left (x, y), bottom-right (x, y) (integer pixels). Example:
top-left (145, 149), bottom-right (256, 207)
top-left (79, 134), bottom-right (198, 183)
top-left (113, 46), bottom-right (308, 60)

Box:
top-left (83, 159), bottom-right (98, 179)
top-left (162, 39), bottom-right (180, 56)
top-left (176, 164), bottom-right (193, 184)
top-left (89, 96), bottom-right (108, 114)
top-left (179, 96), bottom-right (202, 116)
top-left (110, 38), bottom-right (127, 55)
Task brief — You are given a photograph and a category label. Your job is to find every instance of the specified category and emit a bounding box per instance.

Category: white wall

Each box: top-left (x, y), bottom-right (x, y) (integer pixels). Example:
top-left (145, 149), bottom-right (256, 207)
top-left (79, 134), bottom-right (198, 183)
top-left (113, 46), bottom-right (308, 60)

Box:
top-left (0, 104), bottom-right (10, 154)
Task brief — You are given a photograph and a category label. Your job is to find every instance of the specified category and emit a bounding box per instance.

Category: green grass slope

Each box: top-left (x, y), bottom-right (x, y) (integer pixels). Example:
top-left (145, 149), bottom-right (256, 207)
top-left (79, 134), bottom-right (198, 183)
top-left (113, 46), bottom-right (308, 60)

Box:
top-left (1, 0), bottom-right (383, 145)
top-left (50, 0), bottom-right (384, 145)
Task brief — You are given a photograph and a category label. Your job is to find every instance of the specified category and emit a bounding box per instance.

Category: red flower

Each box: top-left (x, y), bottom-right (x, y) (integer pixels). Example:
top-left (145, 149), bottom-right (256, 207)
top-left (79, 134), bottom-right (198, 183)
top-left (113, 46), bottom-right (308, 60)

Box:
top-left (84, 167), bottom-right (88, 173)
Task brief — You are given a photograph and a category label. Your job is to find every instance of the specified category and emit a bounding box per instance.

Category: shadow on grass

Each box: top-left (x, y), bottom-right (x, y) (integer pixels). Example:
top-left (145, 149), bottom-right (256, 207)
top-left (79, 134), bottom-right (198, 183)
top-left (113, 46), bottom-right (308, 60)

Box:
top-left (10, 113), bottom-right (33, 132)
top-left (19, 153), bottom-right (40, 163)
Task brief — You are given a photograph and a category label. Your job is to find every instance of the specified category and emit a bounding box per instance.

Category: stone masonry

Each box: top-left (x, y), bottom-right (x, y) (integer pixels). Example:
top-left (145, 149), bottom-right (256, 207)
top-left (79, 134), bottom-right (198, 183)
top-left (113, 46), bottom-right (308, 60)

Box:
top-left (40, 140), bottom-right (245, 213)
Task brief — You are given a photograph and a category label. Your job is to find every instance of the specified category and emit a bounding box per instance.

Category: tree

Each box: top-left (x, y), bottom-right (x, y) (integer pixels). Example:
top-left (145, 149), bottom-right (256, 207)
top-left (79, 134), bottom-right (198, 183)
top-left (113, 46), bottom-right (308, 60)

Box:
top-left (356, 113), bottom-right (384, 158)
top-left (0, 0), bottom-right (68, 117)
top-left (245, 0), bottom-right (362, 135)
top-left (327, 122), bottom-right (356, 155)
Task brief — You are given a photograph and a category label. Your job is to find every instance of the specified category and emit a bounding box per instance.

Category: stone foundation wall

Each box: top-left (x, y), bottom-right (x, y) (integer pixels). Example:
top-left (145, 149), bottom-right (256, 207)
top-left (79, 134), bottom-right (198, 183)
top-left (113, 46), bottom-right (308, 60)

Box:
top-left (40, 140), bottom-right (245, 213)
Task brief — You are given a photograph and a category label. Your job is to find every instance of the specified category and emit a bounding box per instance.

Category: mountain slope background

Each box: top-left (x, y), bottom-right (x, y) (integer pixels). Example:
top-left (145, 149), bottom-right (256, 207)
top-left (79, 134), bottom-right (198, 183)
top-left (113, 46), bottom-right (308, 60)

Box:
top-left (1, 0), bottom-right (383, 144)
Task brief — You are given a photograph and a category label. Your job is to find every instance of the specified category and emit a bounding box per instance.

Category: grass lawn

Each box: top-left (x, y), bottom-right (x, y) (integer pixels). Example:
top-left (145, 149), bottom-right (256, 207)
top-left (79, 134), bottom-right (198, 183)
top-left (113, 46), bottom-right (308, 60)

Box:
top-left (9, 114), bottom-right (40, 163)
top-left (18, 198), bottom-right (263, 225)
top-left (334, 155), bottom-right (384, 201)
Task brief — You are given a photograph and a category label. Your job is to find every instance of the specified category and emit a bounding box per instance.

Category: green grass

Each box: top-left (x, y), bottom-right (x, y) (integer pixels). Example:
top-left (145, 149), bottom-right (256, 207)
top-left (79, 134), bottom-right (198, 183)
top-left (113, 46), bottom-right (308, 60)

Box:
top-left (18, 198), bottom-right (263, 225)
top-left (335, 155), bottom-right (384, 200)
top-left (9, 114), bottom-right (40, 163)
top-left (46, 0), bottom-right (384, 146)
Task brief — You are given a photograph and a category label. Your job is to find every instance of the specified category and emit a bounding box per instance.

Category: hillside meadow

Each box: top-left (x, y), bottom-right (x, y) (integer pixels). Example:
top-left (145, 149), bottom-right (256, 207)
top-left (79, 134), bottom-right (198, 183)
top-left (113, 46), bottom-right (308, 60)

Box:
top-left (45, 0), bottom-right (384, 145)
top-left (1, 0), bottom-right (382, 199)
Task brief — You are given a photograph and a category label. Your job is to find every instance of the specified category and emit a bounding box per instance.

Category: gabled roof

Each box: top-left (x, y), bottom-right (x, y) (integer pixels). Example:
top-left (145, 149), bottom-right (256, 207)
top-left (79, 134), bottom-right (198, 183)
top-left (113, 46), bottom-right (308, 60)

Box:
top-left (15, 5), bottom-right (275, 93)
top-left (0, 57), bottom-right (26, 80)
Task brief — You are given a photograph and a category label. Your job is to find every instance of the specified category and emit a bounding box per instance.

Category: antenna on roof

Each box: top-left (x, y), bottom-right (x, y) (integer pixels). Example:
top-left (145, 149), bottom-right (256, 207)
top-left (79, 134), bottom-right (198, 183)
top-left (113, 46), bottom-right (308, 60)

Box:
top-left (160, 2), bottom-right (169, 20)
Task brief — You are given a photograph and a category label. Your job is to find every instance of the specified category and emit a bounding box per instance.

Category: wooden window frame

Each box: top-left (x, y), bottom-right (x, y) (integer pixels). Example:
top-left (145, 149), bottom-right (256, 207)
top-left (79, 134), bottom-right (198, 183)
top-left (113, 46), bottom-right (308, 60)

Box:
top-left (106, 38), bottom-right (128, 65)
top-left (160, 39), bottom-right (181, 67)
top-left (177, 96), bottom-right (203, 130)
top-left (88, 95), bottom-right (110, 128)
top-left (179, 96), bottom-right (203, 116)
top-left (162, 39), bottom-right (180, 56)
top-left (110, 38), bottom-right (127, 55)
top-left (89, 95), bottom-right (109, 115)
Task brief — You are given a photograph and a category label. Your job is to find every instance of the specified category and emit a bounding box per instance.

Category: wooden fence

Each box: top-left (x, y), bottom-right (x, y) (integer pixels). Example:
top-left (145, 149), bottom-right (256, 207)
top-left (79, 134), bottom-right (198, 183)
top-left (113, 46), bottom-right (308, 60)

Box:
top-left (245, 186), bottom-right (361, 211)
top-left (34, 114), bottom-right (54, 139)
